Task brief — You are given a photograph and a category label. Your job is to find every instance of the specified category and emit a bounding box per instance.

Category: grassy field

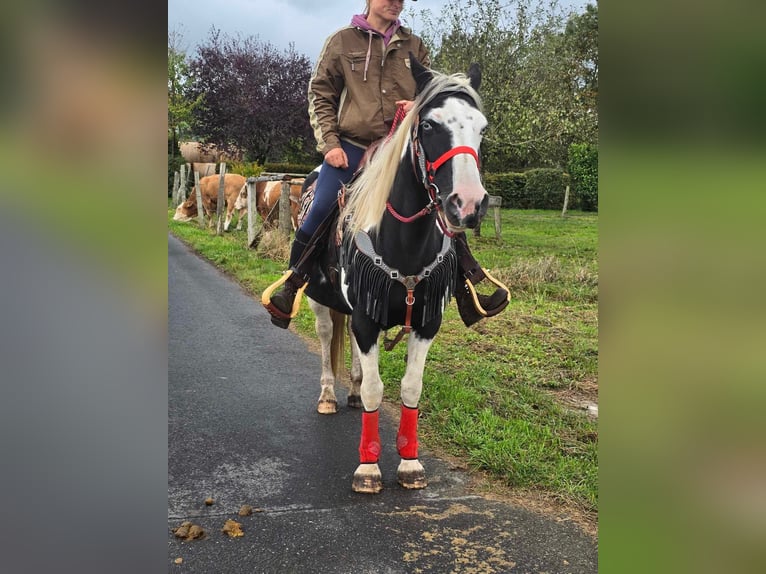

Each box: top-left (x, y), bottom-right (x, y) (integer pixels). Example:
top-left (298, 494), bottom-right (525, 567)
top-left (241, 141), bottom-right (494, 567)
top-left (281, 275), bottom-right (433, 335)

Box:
top-left (168, 207), bottom-right (598, 523)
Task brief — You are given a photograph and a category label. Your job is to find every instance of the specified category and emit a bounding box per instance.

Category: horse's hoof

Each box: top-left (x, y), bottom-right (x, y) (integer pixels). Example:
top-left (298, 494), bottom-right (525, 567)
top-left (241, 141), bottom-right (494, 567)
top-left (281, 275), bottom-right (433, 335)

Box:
top-left (352, 464), bottom-right (383, 494)
top-left (347, 394), bottom-right (363, 409)
top-left (397, 460), bottom-right (427, 489)
top-left (317, 399), bottom-right (337, 415)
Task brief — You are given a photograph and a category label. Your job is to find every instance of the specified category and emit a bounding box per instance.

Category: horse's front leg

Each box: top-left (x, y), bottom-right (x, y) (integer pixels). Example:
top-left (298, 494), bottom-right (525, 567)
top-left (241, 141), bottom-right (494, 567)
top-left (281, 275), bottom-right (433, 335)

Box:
top-left (351, 320), bottom-right (384, 493)
top-left (397, 332), bottom-right (435, 489)
top-left (307, 299), bottom-right (337, 414)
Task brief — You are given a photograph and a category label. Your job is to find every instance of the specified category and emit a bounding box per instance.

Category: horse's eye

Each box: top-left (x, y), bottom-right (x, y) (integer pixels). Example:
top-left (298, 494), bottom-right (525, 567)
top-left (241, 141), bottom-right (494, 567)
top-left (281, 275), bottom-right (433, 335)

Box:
top-left (479, 126), bottom-right (487, 136)
top-left (421, 121), bottom-right (433, 132)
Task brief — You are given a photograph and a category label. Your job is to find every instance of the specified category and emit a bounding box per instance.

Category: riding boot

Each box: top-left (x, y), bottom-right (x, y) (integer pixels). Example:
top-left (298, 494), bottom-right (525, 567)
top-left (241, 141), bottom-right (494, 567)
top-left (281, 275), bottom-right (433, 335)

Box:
top-left (265, 229), bottom-right (312, 328)
top-left (453, 232), bottom-right (510, 327)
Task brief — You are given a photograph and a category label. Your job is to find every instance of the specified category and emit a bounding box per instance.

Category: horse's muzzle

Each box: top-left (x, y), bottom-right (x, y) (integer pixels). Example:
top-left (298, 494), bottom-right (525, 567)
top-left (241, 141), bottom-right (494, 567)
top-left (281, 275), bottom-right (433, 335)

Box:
top-left (445, 192), bottom-right (488, 229)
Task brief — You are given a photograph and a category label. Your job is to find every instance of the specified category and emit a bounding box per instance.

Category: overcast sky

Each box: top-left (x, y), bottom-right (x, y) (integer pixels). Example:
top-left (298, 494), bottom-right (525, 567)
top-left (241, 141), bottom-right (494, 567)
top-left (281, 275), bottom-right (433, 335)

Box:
top-left (168, 0), bottom-right (591, 63)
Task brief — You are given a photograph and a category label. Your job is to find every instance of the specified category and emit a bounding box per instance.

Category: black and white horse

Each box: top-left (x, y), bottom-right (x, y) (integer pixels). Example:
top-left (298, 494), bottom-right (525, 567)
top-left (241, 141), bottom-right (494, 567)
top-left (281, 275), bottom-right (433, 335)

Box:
top-left (304, 57), bottom-right (488, 493)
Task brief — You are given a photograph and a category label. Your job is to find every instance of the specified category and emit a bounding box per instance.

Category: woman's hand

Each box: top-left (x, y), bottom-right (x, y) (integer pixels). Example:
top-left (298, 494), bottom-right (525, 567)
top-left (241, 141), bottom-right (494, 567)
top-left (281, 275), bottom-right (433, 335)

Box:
top-left (325, 147), bottom-right (349, 169)
top-left (396, 100), bottom-right (415, 114)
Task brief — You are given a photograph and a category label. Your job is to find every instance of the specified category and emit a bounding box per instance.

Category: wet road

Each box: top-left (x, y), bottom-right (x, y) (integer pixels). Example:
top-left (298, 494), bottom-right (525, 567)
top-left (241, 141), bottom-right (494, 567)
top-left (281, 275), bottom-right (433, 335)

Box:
top-left (168, 234), bottom-right (597, 573)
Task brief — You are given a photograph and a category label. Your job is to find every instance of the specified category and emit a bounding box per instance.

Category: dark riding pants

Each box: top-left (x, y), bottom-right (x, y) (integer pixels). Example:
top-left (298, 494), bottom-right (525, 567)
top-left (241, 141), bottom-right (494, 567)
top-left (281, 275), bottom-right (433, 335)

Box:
top-left (298, 141), bottom-right (365, 237)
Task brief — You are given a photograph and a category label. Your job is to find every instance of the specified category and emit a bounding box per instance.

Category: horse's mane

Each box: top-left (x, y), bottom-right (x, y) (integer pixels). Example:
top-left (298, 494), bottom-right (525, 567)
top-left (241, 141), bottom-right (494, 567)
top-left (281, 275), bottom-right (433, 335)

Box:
top-left (342, 70), bottom-right (483, 234)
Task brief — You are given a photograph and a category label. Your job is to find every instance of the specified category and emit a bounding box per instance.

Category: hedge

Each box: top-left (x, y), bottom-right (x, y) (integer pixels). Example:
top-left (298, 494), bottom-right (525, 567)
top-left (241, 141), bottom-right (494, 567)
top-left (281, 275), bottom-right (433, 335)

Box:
top-left (525, 168), bottom-right (571, 210)
top-left (484, 168), bottom-right (571, 210)
top-left (568, 143), bottom-right (598, 212)
top-left (484, 172), bottom-right (529, 208)
top-left (263, 162), bottom-right (318, 175)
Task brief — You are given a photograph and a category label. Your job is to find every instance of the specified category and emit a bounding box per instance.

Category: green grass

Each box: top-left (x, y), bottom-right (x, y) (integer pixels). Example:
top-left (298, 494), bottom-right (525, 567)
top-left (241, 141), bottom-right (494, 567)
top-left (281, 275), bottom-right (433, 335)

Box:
top-left (169, 207), bottom-right (598, 514)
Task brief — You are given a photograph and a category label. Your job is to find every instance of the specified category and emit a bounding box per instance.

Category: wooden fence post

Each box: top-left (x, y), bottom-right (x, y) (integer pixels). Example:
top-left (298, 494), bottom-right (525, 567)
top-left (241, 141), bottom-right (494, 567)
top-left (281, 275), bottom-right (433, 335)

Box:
top-left (172, 171), bottom-right (180, 207)
top-left (246, 177), bottom-right (263, 248)
top-left (279, 180), bottom-right (291, 237)
top-left (561, 185), bottom-right (570, 217)
top-left (488, 195), bottom-right (502, 240)
top-left (216, 163), bottom-right (227, 235)
top-left (194, 172), bottom-right (204, 226)
top-left (178, 164), bottom-right (187, 206)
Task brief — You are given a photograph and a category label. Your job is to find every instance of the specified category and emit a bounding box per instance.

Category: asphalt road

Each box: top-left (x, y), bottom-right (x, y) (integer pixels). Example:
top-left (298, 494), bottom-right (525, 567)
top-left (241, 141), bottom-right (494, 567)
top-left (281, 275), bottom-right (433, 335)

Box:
top-left (168, 234), bottom-right (597, 573)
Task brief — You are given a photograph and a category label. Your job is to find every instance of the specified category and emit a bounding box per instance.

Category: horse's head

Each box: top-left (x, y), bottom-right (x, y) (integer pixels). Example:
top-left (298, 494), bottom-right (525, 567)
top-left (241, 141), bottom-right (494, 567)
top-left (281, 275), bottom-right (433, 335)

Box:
top-left (410, 56), bottom-right (488, 232)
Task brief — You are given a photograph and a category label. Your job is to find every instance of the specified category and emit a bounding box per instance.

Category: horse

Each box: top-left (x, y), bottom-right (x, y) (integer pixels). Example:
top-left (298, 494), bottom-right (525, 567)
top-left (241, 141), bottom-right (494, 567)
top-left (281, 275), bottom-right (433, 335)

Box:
top-left (297, 57), bottom-right (487, 494)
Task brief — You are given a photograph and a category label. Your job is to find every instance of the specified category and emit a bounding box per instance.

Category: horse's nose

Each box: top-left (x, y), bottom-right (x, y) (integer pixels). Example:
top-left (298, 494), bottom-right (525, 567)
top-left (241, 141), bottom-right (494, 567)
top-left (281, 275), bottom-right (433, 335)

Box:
top-left (447, 192), bottom-right (488, 227)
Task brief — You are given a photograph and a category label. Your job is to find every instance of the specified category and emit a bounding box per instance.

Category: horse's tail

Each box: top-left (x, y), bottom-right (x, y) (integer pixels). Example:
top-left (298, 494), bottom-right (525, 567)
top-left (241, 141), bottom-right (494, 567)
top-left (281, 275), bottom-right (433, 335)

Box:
top-left (330, 309), bottom-right (346, 380)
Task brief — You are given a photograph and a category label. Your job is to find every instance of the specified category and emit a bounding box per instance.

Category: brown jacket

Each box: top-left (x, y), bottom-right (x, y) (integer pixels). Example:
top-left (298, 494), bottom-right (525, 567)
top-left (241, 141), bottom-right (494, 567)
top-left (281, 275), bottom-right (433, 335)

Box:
top-left (308, 24), bottom-right (430, 155)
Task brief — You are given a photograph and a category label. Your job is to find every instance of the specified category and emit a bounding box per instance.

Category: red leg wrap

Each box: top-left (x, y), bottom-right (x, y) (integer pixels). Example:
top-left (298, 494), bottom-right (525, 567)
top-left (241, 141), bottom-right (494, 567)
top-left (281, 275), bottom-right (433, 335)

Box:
top-left (397, 405), bottom-right (419, 460)
top-left (359, 410), bottom-right (381, 463)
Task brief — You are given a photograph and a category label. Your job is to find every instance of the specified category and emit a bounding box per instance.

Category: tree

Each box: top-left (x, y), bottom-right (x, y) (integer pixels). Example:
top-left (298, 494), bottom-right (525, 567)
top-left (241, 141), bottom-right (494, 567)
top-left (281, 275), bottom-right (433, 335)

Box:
top-left (410, 0), bottom-right (598, 169)
top-left (168, 30), bottom-right (202, 160)
top-left (186, 29), bottom-right (317, 164)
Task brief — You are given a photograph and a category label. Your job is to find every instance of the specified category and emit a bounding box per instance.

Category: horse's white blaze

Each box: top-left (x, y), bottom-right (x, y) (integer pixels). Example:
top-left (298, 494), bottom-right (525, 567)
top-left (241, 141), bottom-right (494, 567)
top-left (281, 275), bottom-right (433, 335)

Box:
top-left (400, 333), bottom-right (434, 408)
top-left (358, 342), bottom-right (384, 412)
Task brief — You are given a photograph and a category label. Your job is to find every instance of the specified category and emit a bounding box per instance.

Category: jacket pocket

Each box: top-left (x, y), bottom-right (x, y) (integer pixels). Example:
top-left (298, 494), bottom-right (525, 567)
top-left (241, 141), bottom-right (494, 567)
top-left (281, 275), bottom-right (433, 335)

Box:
top-left (343, 51), bottom-right (367, 73)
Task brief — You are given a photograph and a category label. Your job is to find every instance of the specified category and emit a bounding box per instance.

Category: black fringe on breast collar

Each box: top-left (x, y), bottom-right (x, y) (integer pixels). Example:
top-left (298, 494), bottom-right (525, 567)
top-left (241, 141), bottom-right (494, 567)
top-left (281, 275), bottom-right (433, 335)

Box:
top-left (342, 230), bottom-right (457, 327)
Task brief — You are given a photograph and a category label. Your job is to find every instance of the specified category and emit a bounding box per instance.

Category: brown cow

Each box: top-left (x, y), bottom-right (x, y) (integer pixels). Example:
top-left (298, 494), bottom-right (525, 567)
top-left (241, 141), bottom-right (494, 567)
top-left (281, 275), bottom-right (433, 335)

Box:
top-left (173, 174), bottom-right (247, 232)
top-left (234, 179), bottom-right (304, 230)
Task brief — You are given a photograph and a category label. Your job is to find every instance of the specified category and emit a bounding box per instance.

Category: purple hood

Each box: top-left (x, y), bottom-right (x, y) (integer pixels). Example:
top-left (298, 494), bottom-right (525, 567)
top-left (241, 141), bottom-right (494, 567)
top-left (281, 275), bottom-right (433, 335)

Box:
top-left (350, 14), bottom-right (401, 46)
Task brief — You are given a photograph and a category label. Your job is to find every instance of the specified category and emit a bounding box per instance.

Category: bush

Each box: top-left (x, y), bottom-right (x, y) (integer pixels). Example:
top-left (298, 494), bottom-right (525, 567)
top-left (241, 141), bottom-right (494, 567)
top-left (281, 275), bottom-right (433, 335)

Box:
top-left (168, 136), bottom-right (185, 197)
top-left (524, 168), bottom-right (569, 210)
top-left (483, 172), bottom-right (529, 208)
top-left (226, 161), bottom-right (264, 178)
top-left (568, 143), bottom-right (598, 212)
top-left (263, 162), bottom-right (318, 175)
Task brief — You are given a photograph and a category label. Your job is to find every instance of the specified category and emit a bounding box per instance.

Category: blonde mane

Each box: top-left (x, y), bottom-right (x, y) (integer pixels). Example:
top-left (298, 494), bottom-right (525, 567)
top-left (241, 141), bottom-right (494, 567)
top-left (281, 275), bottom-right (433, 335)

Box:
top-left (342, 70), bottom-right (483, 234)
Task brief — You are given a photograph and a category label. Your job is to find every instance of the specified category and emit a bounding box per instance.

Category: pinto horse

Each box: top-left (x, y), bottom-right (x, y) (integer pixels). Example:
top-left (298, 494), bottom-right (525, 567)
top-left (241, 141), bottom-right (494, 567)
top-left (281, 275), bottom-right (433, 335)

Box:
top-left (302, 58), bottom-right (488, 493)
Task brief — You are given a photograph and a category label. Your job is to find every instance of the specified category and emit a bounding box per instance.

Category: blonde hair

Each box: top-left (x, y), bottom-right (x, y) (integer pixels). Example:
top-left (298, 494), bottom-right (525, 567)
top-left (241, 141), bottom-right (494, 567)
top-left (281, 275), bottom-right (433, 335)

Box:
top-left (342, 69), bottom-right (482, 234)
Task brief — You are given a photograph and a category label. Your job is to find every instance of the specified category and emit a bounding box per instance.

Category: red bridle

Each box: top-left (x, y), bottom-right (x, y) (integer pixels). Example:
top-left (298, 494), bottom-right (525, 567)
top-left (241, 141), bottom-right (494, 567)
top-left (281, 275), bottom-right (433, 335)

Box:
top-left (425, 145), bottom-right (480, 177)
top-left (385, 112), bottom-right (481, 237)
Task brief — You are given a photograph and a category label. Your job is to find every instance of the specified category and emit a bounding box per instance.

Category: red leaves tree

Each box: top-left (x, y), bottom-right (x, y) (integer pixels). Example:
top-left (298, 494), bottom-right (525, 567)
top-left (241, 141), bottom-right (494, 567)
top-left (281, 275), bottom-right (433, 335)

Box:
top-left (187, 28), bottom-right (316, 164)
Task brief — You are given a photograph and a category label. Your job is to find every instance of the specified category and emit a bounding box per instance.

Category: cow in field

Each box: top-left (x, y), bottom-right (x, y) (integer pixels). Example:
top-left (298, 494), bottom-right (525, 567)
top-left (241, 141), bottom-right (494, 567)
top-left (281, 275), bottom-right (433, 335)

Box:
top-left (173, 173), bottom-right (247, 232)
top-left (234, 179), bottom-right (305, 230)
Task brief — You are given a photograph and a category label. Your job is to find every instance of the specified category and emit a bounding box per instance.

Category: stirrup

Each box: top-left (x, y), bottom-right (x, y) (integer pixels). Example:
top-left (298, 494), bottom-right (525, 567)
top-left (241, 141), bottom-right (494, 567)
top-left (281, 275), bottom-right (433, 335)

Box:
top-left (464, 268), bottom-right (510, 317)
top-left (261, 270), bottom-right (308, 320)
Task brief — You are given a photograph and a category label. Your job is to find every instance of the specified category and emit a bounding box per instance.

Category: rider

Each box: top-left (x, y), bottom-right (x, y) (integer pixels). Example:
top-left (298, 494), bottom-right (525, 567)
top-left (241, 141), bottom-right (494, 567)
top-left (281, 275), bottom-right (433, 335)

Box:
top-left (264, 0), bottom-right (508, 329)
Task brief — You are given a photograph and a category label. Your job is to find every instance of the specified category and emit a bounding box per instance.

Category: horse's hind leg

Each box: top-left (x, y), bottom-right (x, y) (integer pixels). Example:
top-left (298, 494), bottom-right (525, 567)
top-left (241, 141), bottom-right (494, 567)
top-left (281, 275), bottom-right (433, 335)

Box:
top-left (308, 299), bottom-right (338, 415)
top-left (346, 319), bottom-right (363, 409)
top-left (396, 333), bottom-right (434, 489)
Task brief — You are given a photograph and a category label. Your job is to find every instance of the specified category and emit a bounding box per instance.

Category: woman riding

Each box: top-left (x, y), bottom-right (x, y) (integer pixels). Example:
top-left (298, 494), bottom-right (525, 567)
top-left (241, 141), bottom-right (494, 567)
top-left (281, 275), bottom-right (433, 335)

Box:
top-left (264, 0), bottom-right (508, 328)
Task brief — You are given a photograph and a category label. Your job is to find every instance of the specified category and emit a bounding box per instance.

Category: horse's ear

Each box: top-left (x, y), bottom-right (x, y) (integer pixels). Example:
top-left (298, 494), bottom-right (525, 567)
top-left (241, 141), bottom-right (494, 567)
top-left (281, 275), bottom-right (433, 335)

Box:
top-left (467, 62), bottom-right (481, 91)
top-left (409, 51), bottom-right (432, 95)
